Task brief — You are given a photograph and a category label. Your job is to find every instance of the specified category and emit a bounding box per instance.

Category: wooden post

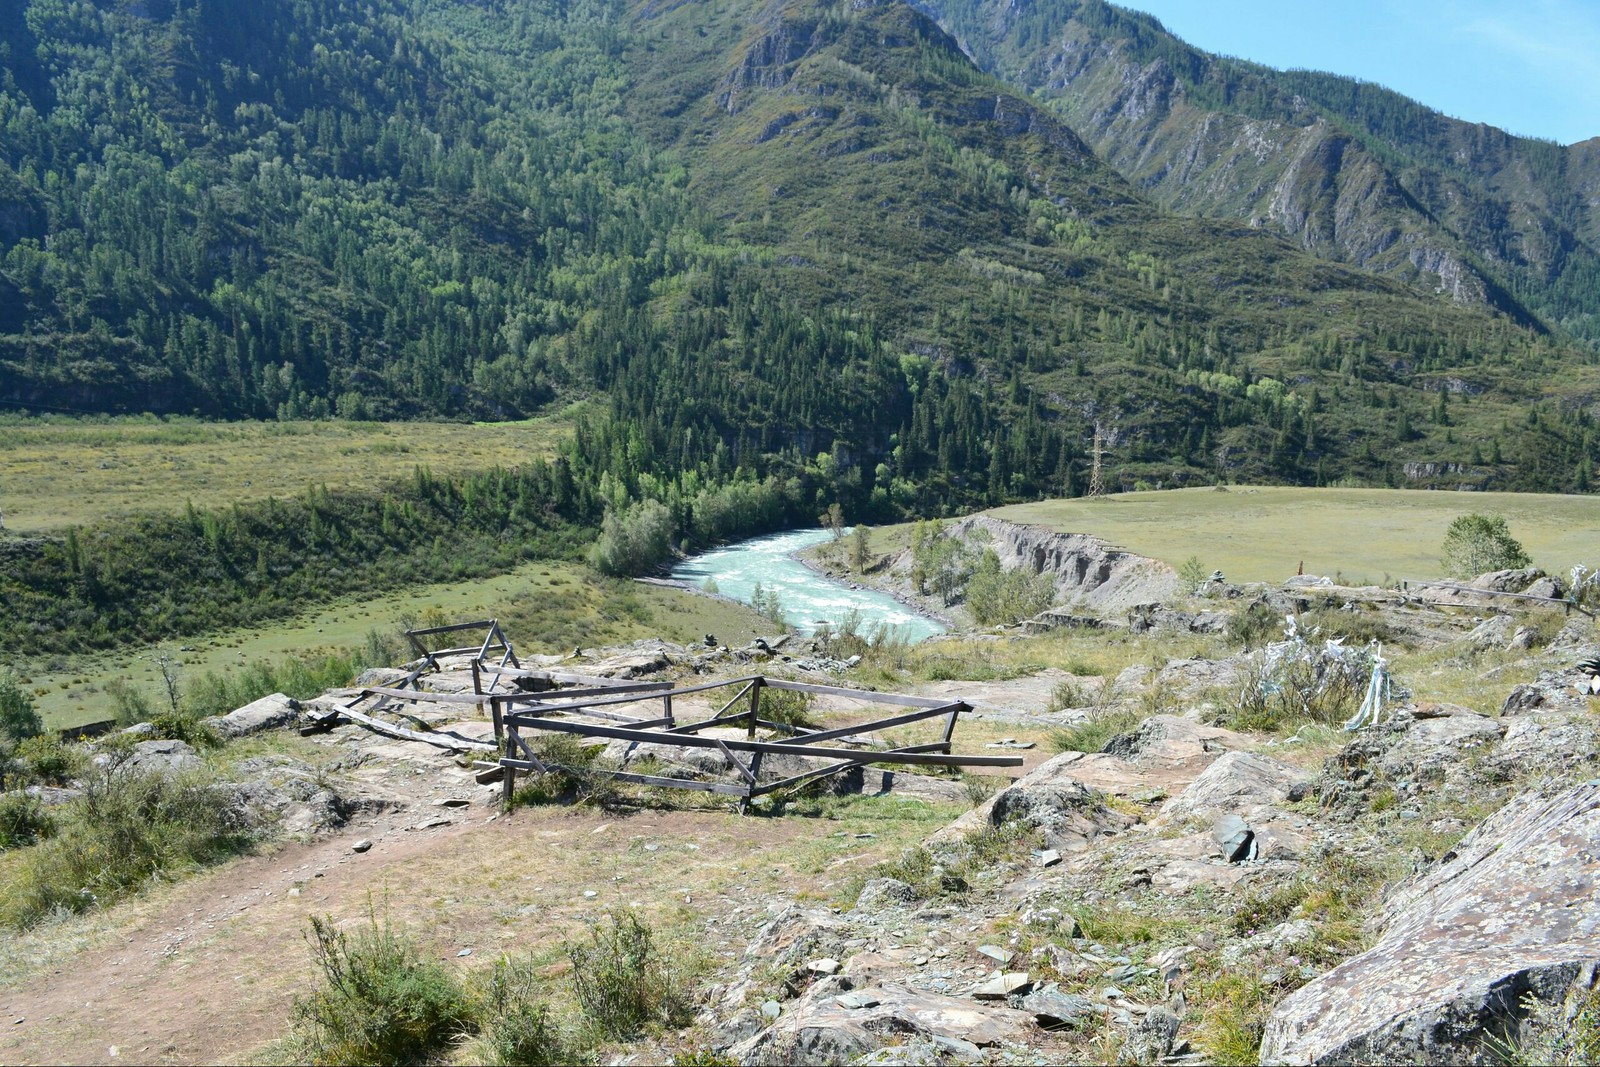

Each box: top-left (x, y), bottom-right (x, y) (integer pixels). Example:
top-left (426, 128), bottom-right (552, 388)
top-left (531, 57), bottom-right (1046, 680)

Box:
top-left (748, 680), bottom-right (762, 740)
top-left (501, 720), bottom-right (517, 810)
top-left (490, 695), bottom-right (504, 748)
top-left (471, 660), bottom-right (483, 697)
top-left (663, 692), bottom-right (675, 728)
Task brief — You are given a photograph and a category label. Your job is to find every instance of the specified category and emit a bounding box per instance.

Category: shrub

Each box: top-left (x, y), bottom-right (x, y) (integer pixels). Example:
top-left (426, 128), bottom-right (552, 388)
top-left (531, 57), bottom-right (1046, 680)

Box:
top-left (757, 685), bottom-right (816, 732)
top-left (0, 669), bottom-right (42, 745)
top-left (477, 955), bottom-right (574, 1066)
top-left (569, 913), bottom-right (688, 1040)
top-left (0, 791), bottom-right (55, 851)
top-left (0, 745), bottom-right (256, 928)
top-left (1226, 602), bottom-right (1281, 649)
top-left (964, 550), bottom-right (1055, 625)
top-left (1440, 513), bottom-right (1530, 579)
top-left (15, 734), bottom-right (85, 785)
top-left (291, 909), bottom-right (472, 1066)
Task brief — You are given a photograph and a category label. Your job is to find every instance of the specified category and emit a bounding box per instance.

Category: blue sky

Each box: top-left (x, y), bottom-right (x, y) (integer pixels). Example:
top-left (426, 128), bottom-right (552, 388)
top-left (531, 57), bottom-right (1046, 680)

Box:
top-left (1120, 0), bottom-right (1600, 145)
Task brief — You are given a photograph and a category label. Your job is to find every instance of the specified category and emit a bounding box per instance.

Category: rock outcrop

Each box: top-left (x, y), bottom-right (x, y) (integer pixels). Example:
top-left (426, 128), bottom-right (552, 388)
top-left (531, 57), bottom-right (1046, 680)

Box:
top-left (1260, 782), bottom-right (1600, 1064)
top-left (946, 515), bottom-right (1179, 612)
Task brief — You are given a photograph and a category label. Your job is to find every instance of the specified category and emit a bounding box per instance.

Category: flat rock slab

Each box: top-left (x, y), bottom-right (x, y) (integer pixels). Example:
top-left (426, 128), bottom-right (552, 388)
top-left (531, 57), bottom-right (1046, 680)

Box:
top-left (1157, 750), bottom-right (1313, 823)
top-left (732, 980), bottom-right (1033, 1065)
top-left (206, 692), bottom-right (300, 738)
top-left (1260, 782), bottom-right (1600, 1065)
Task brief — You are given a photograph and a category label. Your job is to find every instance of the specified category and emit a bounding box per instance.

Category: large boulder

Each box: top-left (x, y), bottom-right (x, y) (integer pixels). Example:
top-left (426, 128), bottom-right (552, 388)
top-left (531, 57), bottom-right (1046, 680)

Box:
top-left (1157, 750), bottom-right (1313, 823)
top-left (204, 692), bottom-right (300, 738)
top-left (730, 977), bottom-right (1032, 1065)
top-left (929, 752), bottom-right (1129, 850)
top-left (1259, 782), bottom-right (1600, 1064)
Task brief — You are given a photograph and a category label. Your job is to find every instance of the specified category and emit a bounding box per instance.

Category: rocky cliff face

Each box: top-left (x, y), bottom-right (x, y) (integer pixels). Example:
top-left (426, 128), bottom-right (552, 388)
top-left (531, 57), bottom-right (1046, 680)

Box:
top-left (916, 0), bottom-right (1600, 338)
top-left (949, 514), bottom-right (1178, 611)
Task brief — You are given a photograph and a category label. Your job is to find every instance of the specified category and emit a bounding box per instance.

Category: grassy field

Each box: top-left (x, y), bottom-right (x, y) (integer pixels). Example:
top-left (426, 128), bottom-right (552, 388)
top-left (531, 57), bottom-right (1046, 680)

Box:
top-left (0, 413), bottom-right (574, 534)
top-left (24, 561), bottom-right (771, 731)
top-left (994, 487), bottom-right (1600, 585)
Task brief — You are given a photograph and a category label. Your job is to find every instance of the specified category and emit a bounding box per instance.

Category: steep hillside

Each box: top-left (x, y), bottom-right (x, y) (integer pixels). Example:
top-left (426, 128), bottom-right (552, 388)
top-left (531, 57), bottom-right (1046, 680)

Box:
top-left (915, 0), bottom-right (1600, 343)
top-left (1, 0), bottom-right (1599, 509)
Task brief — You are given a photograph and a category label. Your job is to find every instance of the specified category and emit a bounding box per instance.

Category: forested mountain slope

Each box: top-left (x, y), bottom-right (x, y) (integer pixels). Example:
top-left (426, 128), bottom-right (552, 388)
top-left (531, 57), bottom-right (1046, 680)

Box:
top-left (915, 0), bottom-right (1600, 343)
top-left (1, 0), bottom-right (1598, 506)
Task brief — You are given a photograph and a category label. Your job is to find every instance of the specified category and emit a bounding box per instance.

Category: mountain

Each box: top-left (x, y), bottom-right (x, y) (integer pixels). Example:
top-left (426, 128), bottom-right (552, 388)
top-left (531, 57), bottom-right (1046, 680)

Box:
top-left (1, 0), bottom-right (1598, 507)
top-left (913, 0), bottom-right (1600, 343)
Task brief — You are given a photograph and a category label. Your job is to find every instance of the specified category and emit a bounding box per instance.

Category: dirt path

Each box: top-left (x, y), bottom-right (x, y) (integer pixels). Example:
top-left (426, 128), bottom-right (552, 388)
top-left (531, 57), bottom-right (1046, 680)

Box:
top-left (0, 791), bottom-right (905, 1065)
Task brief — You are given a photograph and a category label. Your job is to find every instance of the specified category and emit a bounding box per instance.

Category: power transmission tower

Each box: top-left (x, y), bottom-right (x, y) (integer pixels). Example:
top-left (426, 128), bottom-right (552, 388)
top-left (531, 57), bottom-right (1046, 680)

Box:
top-left (1087, 420), bottom-right (1108, 498)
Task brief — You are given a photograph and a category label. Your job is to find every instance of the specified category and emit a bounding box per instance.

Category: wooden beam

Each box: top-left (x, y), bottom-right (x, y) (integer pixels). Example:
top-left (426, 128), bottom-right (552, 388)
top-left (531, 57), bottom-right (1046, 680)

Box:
top-left (337, 708), bottom-right (496, 752)
top-left (498, 714), bottom-right (1021, 768)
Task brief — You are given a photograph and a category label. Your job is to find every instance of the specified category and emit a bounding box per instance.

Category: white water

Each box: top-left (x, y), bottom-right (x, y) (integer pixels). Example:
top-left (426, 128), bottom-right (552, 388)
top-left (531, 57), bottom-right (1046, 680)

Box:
top-left (670, 528), bottom-right (946, 643)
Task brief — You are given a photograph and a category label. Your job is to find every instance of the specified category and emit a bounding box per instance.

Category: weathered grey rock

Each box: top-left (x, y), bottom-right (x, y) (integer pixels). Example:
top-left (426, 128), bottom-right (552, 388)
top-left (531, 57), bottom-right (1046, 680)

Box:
top-left (971, 756), bottom-right (1131, 851)
top-left (1463, 615), bottom-right (1514, 649)
top-left (206, 692), bottom-right (300, 738)
top-left (946, 515), bottom-right (1180, 611)
top-left (125, 739), bottom-right (201, 776)
top-left (1017, 984), bottom-right (1093, 1029)
top-left (1501, 664), bottom-right (1598, 717)
top-left (1158, 751), bottom-right (1314, 822)
top-left (585, 649), bottom-right (670, 678)
top-left (1472, 568), bottom-right (1545, 594)
top-left (856, 878), bottom-right (918, 911)
top-left (1260, 782), bottom-right (1600, 1065)
top-left (1522, 575), bottom-right (1565, 600)
top-left (731, 980), bottom-right (1032, 1065)
top-left (971, 972), bottom-right (1030, 999)
top-left (1376, 713), bottom-right (1504, 781)
top-left (1211, 813), bottom-right (1256, 862)
top-left (1122, 1005), bottom-right (1181, 1065)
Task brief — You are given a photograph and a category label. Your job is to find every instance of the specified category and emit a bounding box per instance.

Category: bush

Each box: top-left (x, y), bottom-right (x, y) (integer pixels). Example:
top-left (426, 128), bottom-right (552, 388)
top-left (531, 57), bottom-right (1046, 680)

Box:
top-left (0, 744), bottom-right (256, 928)
top-left (569, 913), bottom-right (688, 1040)
top-left (0, 669), bottom-right (42, 746)
top-left (1440, 513), bottom-right (1531, 579)
top-left (964, 549), bottom-right (1055, 625)
top-left (291, 909), bottom-right (472, 1066)
top-left (477, 955), bottom-right (574, 1066)
top-left (15, 734), bottom-right (85, 785)
top-left (0, 791), bottom-right (55, 851)
top-left (758, 685), bottom-right (816, 732)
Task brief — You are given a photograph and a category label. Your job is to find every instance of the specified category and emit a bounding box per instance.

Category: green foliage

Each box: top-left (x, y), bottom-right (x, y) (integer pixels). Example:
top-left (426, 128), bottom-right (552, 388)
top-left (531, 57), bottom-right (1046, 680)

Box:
top-left (748, 582), bottom-right (788, 629)
top-left (1440, 513), bottom-right (1532, 579)
top-left (0, 791), bottom-right (55, 851)
top-left (1226, 602), bottom-right (1282, 649)
top-left (1178, 555), bottom-right (1210, 592)
top-left (182, 650), bottom-right (372, 719)
top-left (964, 549), bottom-right (1056, 625)
top-left (1499, 984), bottom-right (1600, 1066)
top-left (568, 913), bottom-right (689, 1041)
top-left (1, 743), bottom-right (256, 928)
top-left (291, 909), bottom-right (472, 1067)
top-left (15, 733), bottom-right (84, 785)
top-left (593, 500), bottom-right (675, 577)
top-left (0, 669), bottom-right (42, 745)
top-left (1050, 704), bottom-right (1140, 755)
top-left (476, 955), bottom-right (573, 1067)
top-left (757, 685), bottom-right (817, 732)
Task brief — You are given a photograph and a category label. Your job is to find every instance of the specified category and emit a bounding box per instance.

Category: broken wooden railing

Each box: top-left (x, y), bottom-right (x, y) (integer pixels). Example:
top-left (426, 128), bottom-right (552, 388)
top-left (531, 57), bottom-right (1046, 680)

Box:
top-left (491, 675), bottom-right (1022, 811)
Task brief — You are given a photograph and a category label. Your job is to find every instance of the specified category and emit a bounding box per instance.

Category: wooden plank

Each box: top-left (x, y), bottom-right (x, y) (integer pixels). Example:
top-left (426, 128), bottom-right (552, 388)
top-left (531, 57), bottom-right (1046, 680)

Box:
top-left (337, 707), bottom-right (496, 752)
top-left (499, 715), bottom-right (1021, 768)
top-left (749, 742), bottom-right (951, 796)
top-left (480, 666), bottom-right (669, 689)
top-left (761, 678), bottom-right (959, 709)
top-left (711, 681), bottom-right (757, 720)
top-left (497, 760), bottom-right (751, 797)
top-left (778, 704), bottom-right (958, 747)
top-left (364, 685), bottom-right (488, 705)
top-left (714, 739), bottom-right (759, 785)
top-left (407, 620), bottom-right (498, 637)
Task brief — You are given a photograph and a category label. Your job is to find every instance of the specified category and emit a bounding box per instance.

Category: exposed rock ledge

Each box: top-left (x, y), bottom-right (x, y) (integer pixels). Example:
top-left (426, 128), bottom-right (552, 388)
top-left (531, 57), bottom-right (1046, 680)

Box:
top-left (1260, 781), bottom-right (1600, 1064)
top-left (946, 514), bottom-right (1179, 613)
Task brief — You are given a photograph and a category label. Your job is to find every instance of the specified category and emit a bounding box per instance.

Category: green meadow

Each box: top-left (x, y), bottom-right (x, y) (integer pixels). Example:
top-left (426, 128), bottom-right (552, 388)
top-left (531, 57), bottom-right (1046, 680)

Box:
top-left (0, 414), bottom-right (572, 534)
top-left (994, 487), bottom-right (1600, 585)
